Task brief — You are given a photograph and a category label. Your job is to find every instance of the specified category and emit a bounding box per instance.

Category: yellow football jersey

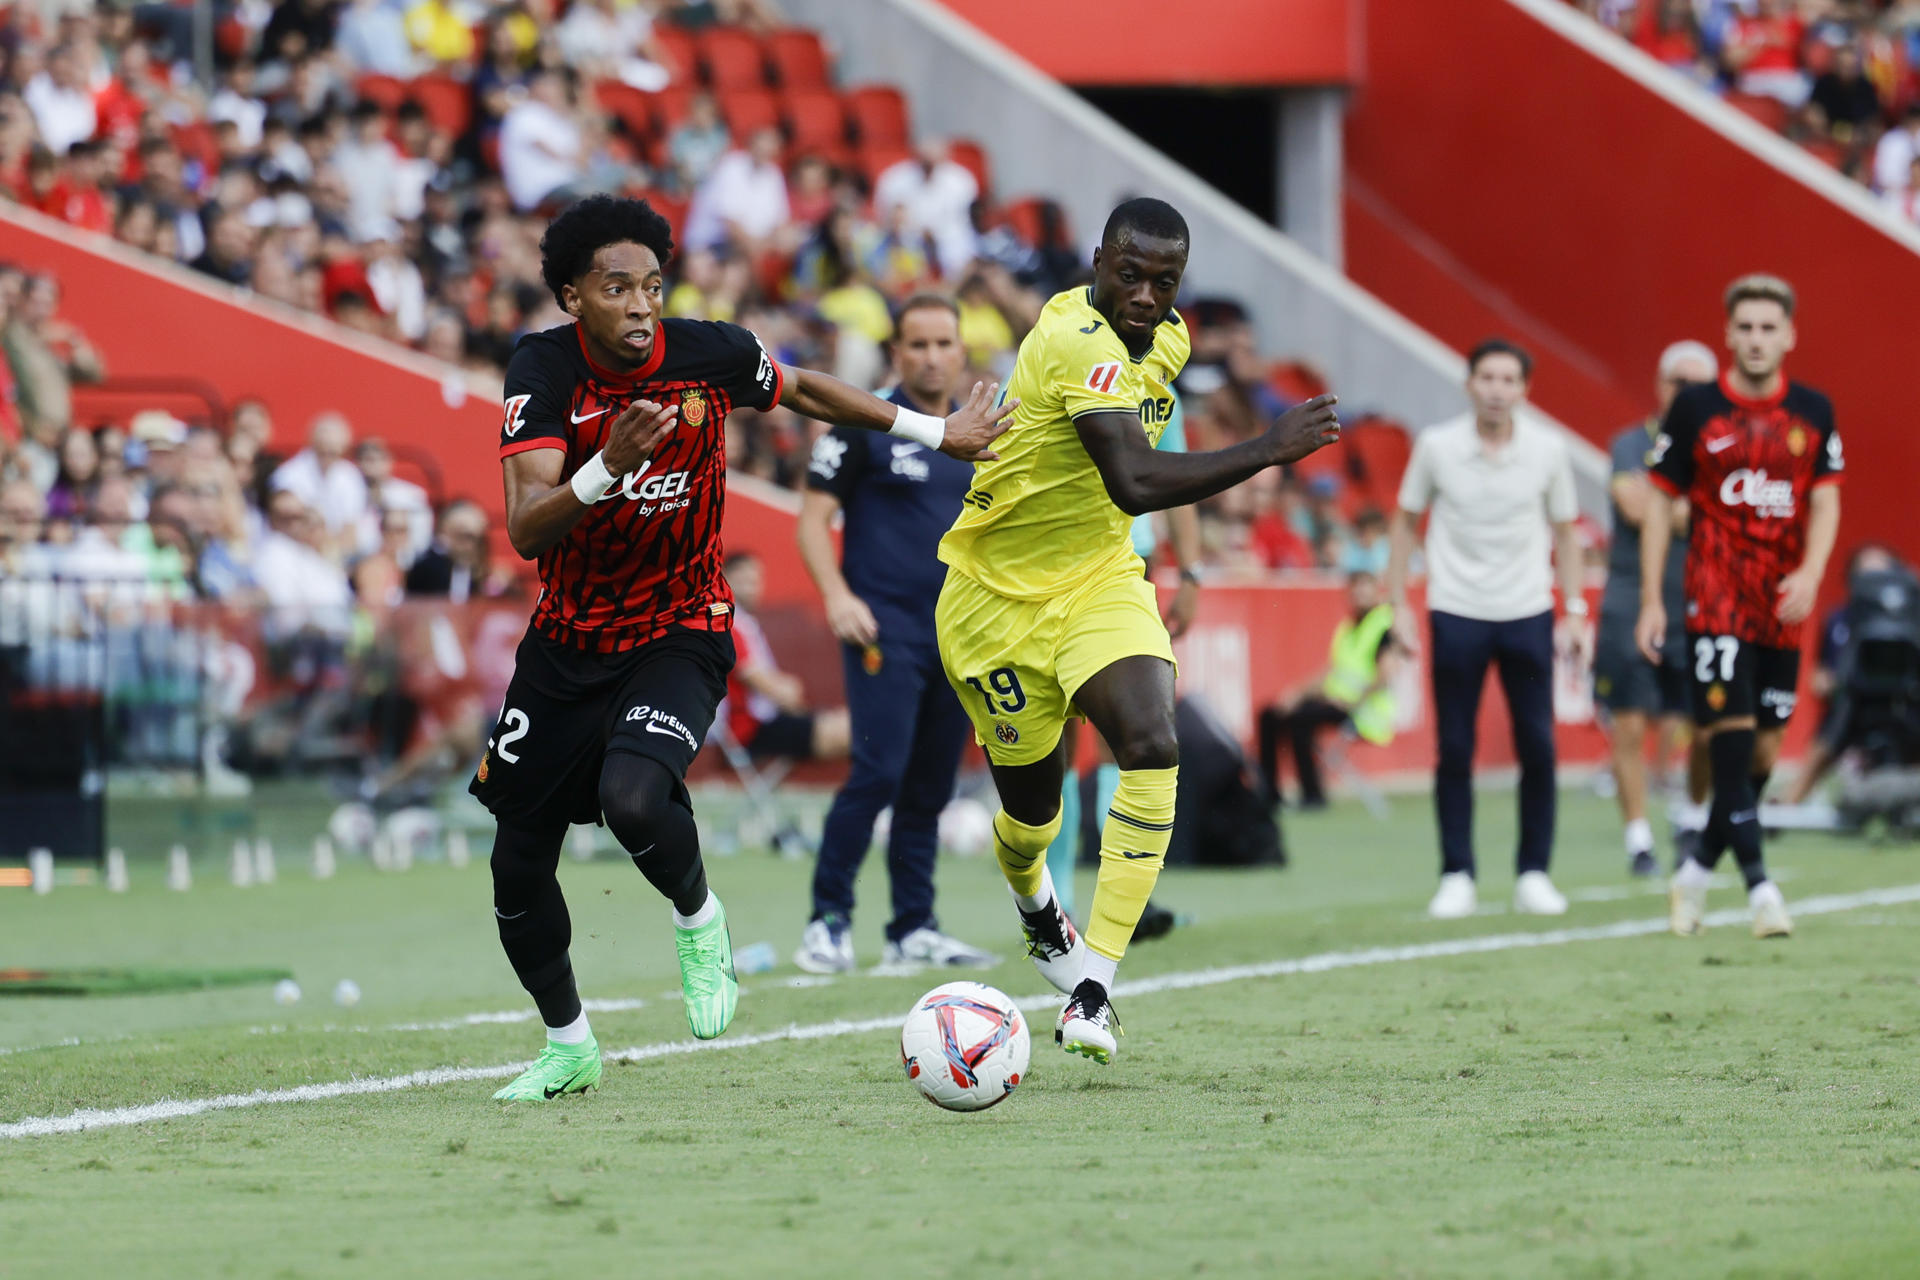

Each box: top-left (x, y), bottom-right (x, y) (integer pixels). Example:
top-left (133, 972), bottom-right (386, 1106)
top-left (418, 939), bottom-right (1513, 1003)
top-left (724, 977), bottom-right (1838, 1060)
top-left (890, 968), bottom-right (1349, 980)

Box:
top-left (937, 288), bottom-right (1191, 601)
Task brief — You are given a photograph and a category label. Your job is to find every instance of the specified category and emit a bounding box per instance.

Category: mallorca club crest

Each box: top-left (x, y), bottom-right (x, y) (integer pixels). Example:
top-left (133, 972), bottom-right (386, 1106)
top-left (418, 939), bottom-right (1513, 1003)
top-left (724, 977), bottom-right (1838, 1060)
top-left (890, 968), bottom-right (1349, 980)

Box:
top-left (680, 389), bottom-right (708, 427)
top-left (862, 644), bottom-right (883, 676)
top-left (995, 722), bottom-right (1019, 746)
top-left (1707, 684), bottom-right (1727, 712)
top-left (476, 752), bottom-right (490, 784)
top-left (1787, 425), bottom-right (1807, 456)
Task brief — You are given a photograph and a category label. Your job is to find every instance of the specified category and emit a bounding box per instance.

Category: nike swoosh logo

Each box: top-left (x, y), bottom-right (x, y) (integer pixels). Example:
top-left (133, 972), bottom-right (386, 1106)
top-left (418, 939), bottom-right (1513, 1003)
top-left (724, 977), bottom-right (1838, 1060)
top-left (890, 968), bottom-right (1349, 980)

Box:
top-left (494, 908), bottom-right (528, 920)
top-left (645, 721), bottom-right (694, 743)
top-left (1729, 809), bottom-right (1758, 825)
top-left (571, 408), bottom-right (609, 425)
top-left (1705, 436), bottom-right (1737, 454)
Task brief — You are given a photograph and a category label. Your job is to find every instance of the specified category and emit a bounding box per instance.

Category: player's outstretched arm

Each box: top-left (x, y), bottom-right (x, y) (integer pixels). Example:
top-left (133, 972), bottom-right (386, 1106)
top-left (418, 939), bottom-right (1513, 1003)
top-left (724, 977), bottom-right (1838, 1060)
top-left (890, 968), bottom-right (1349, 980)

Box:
top-left (502, 399), bottom-right (679, 559)
top-left (1075, 394), bottom-right (1340, 517)
top-left (777, 365), bottom-right (1014, 461)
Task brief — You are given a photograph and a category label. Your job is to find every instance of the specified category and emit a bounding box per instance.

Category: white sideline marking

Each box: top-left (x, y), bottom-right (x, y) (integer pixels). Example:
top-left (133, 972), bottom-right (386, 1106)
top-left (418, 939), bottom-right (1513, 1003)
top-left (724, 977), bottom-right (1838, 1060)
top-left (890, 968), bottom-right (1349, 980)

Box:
top-left (388, 997), bottom-right (647, 1032)
top-left (6, 883), bottom-right (1919, 1142)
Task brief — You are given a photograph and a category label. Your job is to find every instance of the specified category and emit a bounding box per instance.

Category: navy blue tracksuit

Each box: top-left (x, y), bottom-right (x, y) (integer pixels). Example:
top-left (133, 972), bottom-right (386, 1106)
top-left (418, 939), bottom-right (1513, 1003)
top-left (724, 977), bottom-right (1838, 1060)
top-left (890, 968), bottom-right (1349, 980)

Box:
top-left (804, 389), bottom-right (974, 941)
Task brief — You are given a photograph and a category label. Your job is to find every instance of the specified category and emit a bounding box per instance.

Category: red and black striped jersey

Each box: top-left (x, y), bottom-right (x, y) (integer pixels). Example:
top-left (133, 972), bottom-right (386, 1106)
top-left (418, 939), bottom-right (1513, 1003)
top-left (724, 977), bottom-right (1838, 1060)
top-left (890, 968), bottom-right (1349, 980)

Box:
top-left (498, 319), bottom-right (783, 653)
top-left (1649, 372), bottom-right (1843, 649)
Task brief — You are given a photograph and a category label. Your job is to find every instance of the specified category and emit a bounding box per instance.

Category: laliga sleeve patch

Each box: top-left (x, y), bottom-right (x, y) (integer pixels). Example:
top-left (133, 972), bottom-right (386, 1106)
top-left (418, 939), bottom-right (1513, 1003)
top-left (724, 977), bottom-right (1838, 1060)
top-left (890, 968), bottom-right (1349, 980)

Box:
top-left (1086, 362), bottom-right (1122, 395)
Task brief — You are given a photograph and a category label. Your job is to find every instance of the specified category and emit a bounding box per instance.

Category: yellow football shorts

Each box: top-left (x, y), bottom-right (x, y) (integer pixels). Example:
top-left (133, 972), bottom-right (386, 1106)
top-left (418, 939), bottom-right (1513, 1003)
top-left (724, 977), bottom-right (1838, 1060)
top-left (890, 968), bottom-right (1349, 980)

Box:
top-left (935, 563), bottom-right (1175, 767)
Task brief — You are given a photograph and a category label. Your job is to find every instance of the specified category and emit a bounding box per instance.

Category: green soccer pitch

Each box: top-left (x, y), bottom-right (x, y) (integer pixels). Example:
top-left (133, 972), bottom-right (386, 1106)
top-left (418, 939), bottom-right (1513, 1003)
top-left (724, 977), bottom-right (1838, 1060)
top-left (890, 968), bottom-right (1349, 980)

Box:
top-left (4, 786), bottom-right (1919, 1279)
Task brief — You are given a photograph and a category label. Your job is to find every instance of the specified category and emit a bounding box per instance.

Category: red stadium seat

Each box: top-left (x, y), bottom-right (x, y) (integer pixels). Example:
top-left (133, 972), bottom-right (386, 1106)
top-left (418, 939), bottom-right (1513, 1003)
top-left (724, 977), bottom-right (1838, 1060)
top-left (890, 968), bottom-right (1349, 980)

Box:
top-left (719, 88), bottom-right (781, 139)
top-left (651, 84), bottom-right (695, 132)
top-left (652, 25), bottom-right (699, 83)
top-left (170, 120), bottom-right (219, 171)
top-left (766, 29), bottom-right (829, 88)
top-left (698, 26), bottom-right (770, 90)
top-left (844, 85), bottom-right (910, 147)
top-left (355, 73), bottom-right (409, 114)
top-left (1267, 360), bottom-right (1328, 405)
top-left (409, 73), bottom-right (472, 138)
top-left (856, 141), bottom-right (914, 183)
top-left (781, 89), bottom-right (847, 157)
top-left (946, 138), bottom-right (990, 195)
top-left (595, 80), bottom-right (656, 143)
top-left (996, 196), bottom-right (1049, 248)
top-left (1800, 138), bottom-right (1847, 170)
top-left (1724, 91), bottom-right (1789, 133)
top-left (1340, 416), bottom-right (1414, 512)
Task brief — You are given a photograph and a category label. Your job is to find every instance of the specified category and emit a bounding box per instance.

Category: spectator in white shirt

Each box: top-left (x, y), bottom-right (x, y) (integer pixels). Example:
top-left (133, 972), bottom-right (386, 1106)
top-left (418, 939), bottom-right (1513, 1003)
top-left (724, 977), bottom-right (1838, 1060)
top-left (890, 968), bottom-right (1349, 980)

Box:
top-left (667, 91), bottom-right (731, 192)
top-left (1872, 104), bottom-right (1920, 196)
top-left (23, 45), bottom-right (97, 155)
top-left (336, 0), bottom-right (420, 76)
top-left (352, 436), bottom-right (432, 558)
top-left (499, 69), bottom-right (584, 212)
top-left (1385, 339), bottom-right (1590, 922)
top-left (684, 126), bottom-right (792, 255)
top-left (364, 220), bottom-right (428, 340)
top-left (556, 0), bottom-right (674, 91)
top-left (255, 488), bottom-right (354, 639)
top-left (271, 412), bottom-right (369, 555)
top-left (208, 61), bottom-right (270, 150)
top-left (872, 140), bottom-right (980, 279)
top-left (333, 98), bottom-right (403, 239)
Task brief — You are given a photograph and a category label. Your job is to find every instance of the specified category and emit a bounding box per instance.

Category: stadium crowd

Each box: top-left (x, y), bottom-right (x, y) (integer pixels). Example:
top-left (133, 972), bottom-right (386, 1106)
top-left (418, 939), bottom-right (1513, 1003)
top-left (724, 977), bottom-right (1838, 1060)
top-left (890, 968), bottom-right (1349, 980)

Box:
top-left (0, 0), bottom-right (1409, 587)
top-left (1571, 0), bottom-right (1920, 213)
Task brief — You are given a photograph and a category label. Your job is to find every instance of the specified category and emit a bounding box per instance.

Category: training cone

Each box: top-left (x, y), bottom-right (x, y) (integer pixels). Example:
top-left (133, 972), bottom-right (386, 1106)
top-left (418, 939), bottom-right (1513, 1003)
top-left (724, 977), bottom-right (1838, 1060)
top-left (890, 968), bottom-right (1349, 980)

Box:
top-left (230, 839), bottom-right (254, 888)
top-left (29, 847), bottom-right (53, 895)
top-left (253, 838), bottom-right (276, 884)
top-left (311, 834), bottom-right (336, 880)
top-left (105, 848), bottom-right (129, 893)
top-left (445, 828), bottom-right (470, 869)
top-left (167, 845), bottom-right (192, 891)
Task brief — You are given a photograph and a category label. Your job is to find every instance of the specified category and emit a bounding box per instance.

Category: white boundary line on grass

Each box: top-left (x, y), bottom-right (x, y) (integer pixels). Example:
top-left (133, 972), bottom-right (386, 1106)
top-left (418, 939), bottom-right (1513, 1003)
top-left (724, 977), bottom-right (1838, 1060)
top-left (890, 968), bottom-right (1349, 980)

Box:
top-left (7, 883), bottom-right (1920, 1142)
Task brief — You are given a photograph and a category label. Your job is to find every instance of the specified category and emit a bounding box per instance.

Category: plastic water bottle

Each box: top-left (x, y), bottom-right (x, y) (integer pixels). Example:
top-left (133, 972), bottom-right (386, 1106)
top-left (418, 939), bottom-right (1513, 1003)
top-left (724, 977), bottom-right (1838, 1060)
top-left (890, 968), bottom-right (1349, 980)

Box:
top-left (734, 941), bottom-right (778, 975)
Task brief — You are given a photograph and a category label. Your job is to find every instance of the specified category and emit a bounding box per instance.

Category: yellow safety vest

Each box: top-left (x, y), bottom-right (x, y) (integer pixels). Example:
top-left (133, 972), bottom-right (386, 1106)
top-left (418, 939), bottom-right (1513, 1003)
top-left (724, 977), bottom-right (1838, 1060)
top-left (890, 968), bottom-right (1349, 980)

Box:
top-left (1322, 604), bottom-right (1396, 745)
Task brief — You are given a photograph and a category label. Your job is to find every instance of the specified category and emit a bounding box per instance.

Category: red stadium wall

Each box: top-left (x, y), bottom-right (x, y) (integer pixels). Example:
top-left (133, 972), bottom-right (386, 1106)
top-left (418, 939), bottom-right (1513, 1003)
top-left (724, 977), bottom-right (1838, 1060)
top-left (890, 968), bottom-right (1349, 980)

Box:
top-left (1343, 0), bottom-right (1920, 578)
top-left (934, 0), bottom-right (1357, 85)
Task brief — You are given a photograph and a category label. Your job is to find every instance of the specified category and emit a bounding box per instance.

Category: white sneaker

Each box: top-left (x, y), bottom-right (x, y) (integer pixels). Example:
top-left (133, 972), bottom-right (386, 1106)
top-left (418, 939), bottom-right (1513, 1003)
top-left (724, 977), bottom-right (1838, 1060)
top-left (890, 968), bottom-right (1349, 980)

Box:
top-left (793, 917), bottom-right (854, 974)
top-left (1750, 881), bottom-right (1792, 939)
top-left (1427, 872), bottom-right (1478, 919)
top-left (1512, 871), bottom-right (1568, 916)
top-left (883, 927), bottom-right (1000, 969)
top-left (1669, 875), bottom-right (1707, 937)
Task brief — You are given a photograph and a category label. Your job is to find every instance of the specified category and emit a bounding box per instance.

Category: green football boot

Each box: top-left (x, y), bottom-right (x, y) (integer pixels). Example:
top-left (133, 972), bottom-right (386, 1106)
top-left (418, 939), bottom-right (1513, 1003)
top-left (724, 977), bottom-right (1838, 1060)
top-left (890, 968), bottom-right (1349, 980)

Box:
top-left (675, 897), bottom-right (738, 1040)
top-left (492, 1036), bottom-right (603, 1101)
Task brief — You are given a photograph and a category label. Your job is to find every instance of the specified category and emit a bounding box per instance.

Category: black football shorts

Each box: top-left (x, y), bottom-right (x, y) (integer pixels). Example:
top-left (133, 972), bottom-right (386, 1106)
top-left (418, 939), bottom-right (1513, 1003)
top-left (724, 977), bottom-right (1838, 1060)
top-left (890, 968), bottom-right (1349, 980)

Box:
top-left (470, 625), bottom-right (735, 830)
top-left (1684, 631), bottom-right (1801, 730)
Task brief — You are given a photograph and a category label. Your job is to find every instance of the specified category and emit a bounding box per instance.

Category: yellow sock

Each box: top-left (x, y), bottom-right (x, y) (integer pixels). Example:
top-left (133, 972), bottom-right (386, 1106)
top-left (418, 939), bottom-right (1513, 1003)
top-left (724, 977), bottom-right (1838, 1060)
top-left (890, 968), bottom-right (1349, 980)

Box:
top-left (992, 807), bottom-right (1060, 903)
top-left (1086, 766), bottom-right (1178, 962)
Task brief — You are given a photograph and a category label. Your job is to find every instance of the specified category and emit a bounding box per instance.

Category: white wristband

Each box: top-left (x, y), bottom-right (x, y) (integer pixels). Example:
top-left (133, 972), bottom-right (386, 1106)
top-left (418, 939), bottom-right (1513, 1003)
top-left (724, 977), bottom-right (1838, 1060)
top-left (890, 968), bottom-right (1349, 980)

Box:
top-left (889, 407), bottom-right (946, 450)
top-left (570, 450), bottom-right (615, 505)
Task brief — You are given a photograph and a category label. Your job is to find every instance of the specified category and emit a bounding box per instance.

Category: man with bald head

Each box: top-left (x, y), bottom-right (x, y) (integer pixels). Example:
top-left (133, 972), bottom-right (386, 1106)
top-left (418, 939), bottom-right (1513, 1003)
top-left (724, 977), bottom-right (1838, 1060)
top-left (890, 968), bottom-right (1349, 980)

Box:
top-left (1596, 341), bottom-right (1719, 876)
top-left (271, 412), bottom-right (369, 556)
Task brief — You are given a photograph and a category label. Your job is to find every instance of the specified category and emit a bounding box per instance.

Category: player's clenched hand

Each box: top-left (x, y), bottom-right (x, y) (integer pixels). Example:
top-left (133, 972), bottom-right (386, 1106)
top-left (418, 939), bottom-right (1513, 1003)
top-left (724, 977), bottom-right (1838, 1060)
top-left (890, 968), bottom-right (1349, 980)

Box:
top-left (825, 587), bottom-right (879, 647)
top-left (1265, 394), bottom-right (1341, 466)
top-left (1634, 601), bottom-right (1666, 666)
top-left (602, 399), bottom-right (680, 476)
top-left (939, 381), bottom-right (1017, 462)
top-left (1774, 566), bottom-right (1819, 625)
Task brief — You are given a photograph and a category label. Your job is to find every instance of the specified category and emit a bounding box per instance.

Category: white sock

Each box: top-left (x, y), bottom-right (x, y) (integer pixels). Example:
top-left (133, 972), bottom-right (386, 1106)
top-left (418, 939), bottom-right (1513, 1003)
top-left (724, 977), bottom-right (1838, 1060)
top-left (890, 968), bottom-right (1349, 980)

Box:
top-left (1624, 818), bottom-right (1654, 856)
top-left (673, 890), bottom-right (717, 930)
top-left (1080, 950), bottom-right (1118, 996)
top-left (547, 1010), bottom-right (592, 1045)
top-left (1749, 879), bottom-right (1783, 909)
top-left (1673, 799), bottom-right (1709, 833)
top-left (1013, 866), bottom-right (1055, 916)
top-left (1674, 858), bottom-right (1712, 889)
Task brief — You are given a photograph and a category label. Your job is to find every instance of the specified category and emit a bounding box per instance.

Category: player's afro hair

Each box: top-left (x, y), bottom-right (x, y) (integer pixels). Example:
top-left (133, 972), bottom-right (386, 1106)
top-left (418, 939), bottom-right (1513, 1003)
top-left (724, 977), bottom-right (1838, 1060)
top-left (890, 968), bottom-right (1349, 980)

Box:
top-left (1101, 197), bottom-right (1189, 253)
top-left (539, 195), bottom-right (676, 306)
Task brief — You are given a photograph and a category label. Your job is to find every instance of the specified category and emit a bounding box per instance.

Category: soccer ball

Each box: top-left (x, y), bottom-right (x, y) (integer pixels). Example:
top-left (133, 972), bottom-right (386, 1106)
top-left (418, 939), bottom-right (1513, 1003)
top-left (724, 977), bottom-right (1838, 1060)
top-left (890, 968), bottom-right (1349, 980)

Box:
top-left (899, 981), bottom-right (1030, 1112)
top-left (937, 798), bottom-right (993, 856)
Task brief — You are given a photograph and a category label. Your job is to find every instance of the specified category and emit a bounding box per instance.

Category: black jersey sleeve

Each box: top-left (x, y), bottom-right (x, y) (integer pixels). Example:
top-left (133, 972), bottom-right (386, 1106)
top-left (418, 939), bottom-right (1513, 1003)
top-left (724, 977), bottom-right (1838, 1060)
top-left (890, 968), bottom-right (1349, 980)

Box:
top-left (676, 318), bottom-right (783, 412)
top-left (1649, 385), bottom-right (1703, 498)
top-left (804, 425), bottom-right (869, 504)
top-left (499, 332), bottom-right (575, 457)
top-left (1801, 388), bottom-right (1845, 483)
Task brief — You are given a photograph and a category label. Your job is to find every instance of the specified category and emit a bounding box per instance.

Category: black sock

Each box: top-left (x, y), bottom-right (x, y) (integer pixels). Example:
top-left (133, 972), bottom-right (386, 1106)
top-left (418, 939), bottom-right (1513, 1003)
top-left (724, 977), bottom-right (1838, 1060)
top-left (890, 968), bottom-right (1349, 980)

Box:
top-left (600, 753), bottom-right (710, 917)
top-left (1709, 728), bottom-right (1768, 890)
top-left (1751, 768), bottom-right (1773, 803)
top-left (490, 821), bottom-right (581, 1028)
